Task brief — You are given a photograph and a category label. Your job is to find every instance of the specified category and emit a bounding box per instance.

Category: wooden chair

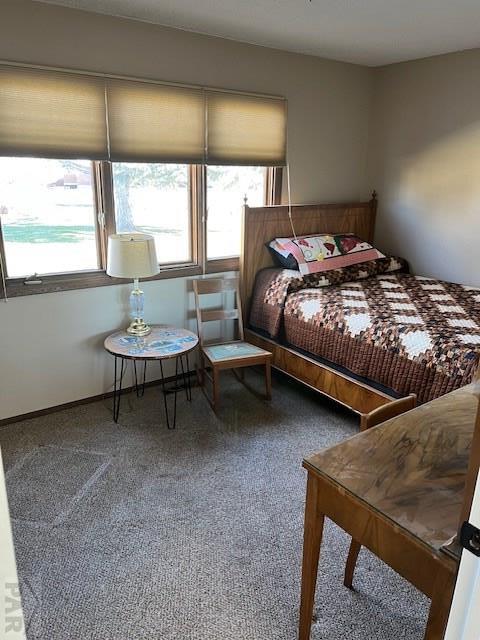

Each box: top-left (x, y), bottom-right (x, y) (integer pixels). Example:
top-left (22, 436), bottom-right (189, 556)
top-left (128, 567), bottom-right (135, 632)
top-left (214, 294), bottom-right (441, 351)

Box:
top-left (193, 277), bottom-right (272, 412)
top-left (359, 394), bottom-right (417, 432)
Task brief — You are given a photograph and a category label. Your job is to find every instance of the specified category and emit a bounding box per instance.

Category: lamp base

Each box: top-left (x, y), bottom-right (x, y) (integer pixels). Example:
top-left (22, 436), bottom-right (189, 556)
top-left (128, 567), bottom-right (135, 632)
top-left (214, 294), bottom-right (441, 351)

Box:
top-left (126, 318), bottom-right (151, 337)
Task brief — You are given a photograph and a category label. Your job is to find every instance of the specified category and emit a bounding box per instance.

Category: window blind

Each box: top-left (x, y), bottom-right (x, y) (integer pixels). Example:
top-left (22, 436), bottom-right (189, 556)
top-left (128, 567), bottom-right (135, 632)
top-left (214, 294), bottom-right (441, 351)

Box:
top-left (0, 63), bottom-right (287, 166)
top-left (207, 91), bottom-right (287, 166)
top-left (0, 66), bottom-right (108, 160)
top-left (106, 79), bottom-right (205, 163)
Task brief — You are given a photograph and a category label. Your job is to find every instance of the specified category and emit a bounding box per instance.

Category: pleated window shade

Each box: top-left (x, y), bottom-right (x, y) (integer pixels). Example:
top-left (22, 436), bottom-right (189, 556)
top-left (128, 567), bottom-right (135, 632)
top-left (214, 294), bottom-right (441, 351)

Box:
top-left (0, 64), bottom-right (287, 166)
top-left (107, 79), bottom-right (205, 163)
top-left (0, 66), bottom-right (108, 159)
top-left (207, 92), bottom-right (287, 166)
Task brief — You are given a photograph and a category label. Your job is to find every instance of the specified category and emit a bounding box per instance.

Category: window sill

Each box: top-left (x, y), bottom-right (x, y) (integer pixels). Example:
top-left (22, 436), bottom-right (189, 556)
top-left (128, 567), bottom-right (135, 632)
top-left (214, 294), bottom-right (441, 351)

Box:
top-left (2, 258), bottom-right (242, 299)
top-left (205, 257), bottom-right (239, 273)
top-left (2, 264), bottom-right (204, 299)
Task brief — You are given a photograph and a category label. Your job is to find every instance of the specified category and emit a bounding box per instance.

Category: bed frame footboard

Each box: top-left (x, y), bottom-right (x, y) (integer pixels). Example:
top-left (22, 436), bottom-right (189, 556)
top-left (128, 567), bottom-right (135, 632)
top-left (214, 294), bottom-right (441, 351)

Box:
top-left (246, 329), bottom-right (395, 415)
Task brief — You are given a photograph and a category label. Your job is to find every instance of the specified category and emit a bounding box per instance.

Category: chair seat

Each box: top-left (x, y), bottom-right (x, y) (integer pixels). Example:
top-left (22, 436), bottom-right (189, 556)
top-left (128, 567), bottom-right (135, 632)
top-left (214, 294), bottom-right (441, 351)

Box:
top-left (203, 341), bottom-right (270, 364)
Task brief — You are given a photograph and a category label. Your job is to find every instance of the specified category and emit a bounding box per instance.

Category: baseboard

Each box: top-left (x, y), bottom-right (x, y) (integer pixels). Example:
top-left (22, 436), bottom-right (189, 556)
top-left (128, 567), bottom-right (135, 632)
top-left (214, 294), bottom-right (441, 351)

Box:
top-left (0, 370), bottom-right (197, 427)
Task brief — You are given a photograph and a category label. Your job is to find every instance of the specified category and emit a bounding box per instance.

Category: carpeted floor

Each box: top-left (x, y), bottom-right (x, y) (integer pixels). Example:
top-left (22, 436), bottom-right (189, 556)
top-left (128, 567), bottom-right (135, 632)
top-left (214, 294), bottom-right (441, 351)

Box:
top-left (0, 371), bottom-right (428, 639)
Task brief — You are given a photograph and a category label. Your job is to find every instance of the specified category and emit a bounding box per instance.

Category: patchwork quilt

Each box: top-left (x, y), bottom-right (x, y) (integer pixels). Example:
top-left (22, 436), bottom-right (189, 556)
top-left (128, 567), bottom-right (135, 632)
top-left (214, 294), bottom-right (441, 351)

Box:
top-left (249, 257), bottom-right (480, 403)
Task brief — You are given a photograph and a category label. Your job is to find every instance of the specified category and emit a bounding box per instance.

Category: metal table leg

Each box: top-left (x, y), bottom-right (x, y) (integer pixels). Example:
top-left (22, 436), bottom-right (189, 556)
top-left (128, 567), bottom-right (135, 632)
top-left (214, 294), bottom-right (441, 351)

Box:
top-left (133, 360), bottom-right (147, 397)
top-left (159, 357), bottom-right (180, 429)
top-left (186, 353), bottom-right (192, 401)
top-left (179, 352), bottom-right (192, 402)
top-left (113, 355), bottom-right (126, 423)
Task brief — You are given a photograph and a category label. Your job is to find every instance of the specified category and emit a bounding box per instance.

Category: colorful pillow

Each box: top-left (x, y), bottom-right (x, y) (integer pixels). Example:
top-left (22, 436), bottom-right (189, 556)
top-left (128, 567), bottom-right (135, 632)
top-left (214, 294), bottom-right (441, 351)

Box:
top-left (268, 233), bottom-right (385, 276)
top-left (266, 239), bottom-right (298, 270)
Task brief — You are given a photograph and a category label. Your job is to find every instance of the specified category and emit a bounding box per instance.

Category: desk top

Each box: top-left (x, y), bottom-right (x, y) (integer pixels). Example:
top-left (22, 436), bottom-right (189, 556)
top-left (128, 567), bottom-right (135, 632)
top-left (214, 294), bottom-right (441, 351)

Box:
top-left (104, 325), bottom-right (198, 360)
top-left (304, 383), bottom-right (480, 553)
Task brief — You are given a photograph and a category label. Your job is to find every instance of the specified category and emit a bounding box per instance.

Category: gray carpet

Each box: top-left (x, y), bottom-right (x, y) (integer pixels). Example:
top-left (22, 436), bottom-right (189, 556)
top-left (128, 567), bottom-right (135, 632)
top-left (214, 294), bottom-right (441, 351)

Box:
top-left (0, 372), bottom-right (428, 639)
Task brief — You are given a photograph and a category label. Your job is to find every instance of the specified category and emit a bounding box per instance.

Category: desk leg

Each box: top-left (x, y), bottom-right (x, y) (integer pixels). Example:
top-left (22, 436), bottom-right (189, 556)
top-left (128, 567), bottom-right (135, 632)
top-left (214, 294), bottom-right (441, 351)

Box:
top-left (299, 472), bottom-right (325, 640)
top-left (113, 356), bottom-right (126, 423)
top-left (424, 567), bottom-right (456, 640)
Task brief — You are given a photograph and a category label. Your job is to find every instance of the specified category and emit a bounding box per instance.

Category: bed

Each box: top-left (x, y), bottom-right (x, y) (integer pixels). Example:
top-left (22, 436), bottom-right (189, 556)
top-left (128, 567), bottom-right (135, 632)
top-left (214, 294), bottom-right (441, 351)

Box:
top-left (240, 194), bottom-right (480, 415)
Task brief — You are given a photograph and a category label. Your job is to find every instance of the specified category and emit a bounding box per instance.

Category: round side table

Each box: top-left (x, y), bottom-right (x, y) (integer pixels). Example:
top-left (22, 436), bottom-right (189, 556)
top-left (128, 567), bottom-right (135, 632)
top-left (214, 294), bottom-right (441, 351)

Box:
top-left (104, 325), bottom-right (198, 429)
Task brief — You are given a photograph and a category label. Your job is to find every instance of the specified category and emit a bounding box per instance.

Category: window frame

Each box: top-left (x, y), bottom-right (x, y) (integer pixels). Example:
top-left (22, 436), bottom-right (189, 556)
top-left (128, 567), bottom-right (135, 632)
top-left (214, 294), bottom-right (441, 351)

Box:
top-left (204, 165), bottom-right (272, 271)
top-left (0, 162), bottom-right (281, 298)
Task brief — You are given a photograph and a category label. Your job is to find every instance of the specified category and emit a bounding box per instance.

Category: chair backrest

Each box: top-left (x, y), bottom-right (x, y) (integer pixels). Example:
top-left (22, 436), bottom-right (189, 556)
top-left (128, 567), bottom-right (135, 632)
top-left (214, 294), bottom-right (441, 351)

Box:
top-left (360, 394), bottom-right (416, 431)
top-left (193, 277), bottom-right (244, 346)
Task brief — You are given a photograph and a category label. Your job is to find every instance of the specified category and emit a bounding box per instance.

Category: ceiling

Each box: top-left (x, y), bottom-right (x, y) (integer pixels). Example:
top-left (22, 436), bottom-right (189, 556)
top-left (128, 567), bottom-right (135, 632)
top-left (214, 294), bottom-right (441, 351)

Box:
top-left (33, 0), bottom-right (480, 66)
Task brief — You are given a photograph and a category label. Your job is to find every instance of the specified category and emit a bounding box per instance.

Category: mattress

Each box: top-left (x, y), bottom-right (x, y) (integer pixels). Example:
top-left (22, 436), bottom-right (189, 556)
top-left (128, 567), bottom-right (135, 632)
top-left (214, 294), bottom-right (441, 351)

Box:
top-left (249, 257), bottom-right (480, 403)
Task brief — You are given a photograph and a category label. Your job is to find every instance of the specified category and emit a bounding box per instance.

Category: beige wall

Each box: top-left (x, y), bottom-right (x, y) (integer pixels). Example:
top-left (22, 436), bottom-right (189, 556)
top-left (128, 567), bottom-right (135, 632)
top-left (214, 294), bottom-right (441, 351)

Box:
top-left (0, 275), bottom-right (223, 419)
top-left (0, 0), bottom-right (373, 203)
top-left (0, 0), bottom-right (373, 419)
top-left (369, 48), bottom-right (480, 287)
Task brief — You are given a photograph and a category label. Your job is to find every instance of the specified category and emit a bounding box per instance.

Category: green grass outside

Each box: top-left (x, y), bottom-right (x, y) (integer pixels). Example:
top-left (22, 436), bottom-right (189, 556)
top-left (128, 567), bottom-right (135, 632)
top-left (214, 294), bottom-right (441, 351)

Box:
top-left (3, 223), bottom-right (181, 244)
top-left (3, 224), bottom-right (95, 243)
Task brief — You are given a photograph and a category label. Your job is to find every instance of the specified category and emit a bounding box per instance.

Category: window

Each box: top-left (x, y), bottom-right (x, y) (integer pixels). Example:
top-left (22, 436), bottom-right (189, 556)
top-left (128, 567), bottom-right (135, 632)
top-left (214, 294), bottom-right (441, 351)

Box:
top-left (112, 163), bottom-right (191, 264)
top-left (0, 63), bottom-right (286, 297)
top-left (0, 157), bottom-right (98, 277)
top-left (0, 160), bottom-right (279, 297)
top-left (206, 166), bottom-right (265, 260)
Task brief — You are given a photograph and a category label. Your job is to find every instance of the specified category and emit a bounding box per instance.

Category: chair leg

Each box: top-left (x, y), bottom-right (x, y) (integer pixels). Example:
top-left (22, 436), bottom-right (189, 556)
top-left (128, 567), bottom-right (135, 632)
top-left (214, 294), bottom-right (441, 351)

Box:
top-left (197, 352), bottom-right (206, 387)
top-left (265, 360), bottom-right (272, 400)
top-left (212, 367), bottom-right (220, 412)
top-left (344, 539), bottom-right (361, 589)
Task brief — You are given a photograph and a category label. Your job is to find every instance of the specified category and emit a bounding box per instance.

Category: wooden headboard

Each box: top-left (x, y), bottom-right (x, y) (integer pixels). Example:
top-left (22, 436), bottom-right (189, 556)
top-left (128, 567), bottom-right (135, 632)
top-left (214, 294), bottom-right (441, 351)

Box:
top-left (240, 192), bottom-right (378, 316)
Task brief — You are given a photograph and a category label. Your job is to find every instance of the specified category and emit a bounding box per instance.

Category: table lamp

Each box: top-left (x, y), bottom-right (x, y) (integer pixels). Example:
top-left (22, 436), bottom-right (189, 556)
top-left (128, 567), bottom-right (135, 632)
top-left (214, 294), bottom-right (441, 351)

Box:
top-left (107, 233), bottom-right (160, 336)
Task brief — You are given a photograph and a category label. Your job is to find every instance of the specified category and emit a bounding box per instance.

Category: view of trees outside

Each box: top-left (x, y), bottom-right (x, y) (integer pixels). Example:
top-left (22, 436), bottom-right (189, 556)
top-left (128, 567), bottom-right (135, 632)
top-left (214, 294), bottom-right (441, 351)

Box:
top-left (0, 159), bottom-right (265, 278)
top-left (207, 166), bottom-right (264, 258)
top-left (112, 163), bottom-right (265, 263)
top-left (0, 158), bottom-right (98, 277)
top-left (112, 163), bottom-right (190, 264)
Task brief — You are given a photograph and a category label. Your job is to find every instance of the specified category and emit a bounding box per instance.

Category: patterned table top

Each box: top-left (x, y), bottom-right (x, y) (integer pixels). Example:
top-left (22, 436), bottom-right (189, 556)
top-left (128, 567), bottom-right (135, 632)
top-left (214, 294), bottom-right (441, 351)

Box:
top-left (104, 325), bottom-right (198, 360)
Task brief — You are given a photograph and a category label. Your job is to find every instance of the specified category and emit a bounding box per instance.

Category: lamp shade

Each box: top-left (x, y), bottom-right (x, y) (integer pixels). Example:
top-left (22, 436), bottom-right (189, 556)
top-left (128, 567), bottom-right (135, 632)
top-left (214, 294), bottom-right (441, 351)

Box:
top-left (107, 233), bottom-right (159, 279)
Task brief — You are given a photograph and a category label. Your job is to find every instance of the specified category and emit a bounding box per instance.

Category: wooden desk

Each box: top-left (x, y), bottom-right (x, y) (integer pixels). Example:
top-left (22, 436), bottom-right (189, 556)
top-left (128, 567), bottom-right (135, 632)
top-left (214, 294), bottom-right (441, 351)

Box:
top-left (299, 383), bottom-right (479, 640)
